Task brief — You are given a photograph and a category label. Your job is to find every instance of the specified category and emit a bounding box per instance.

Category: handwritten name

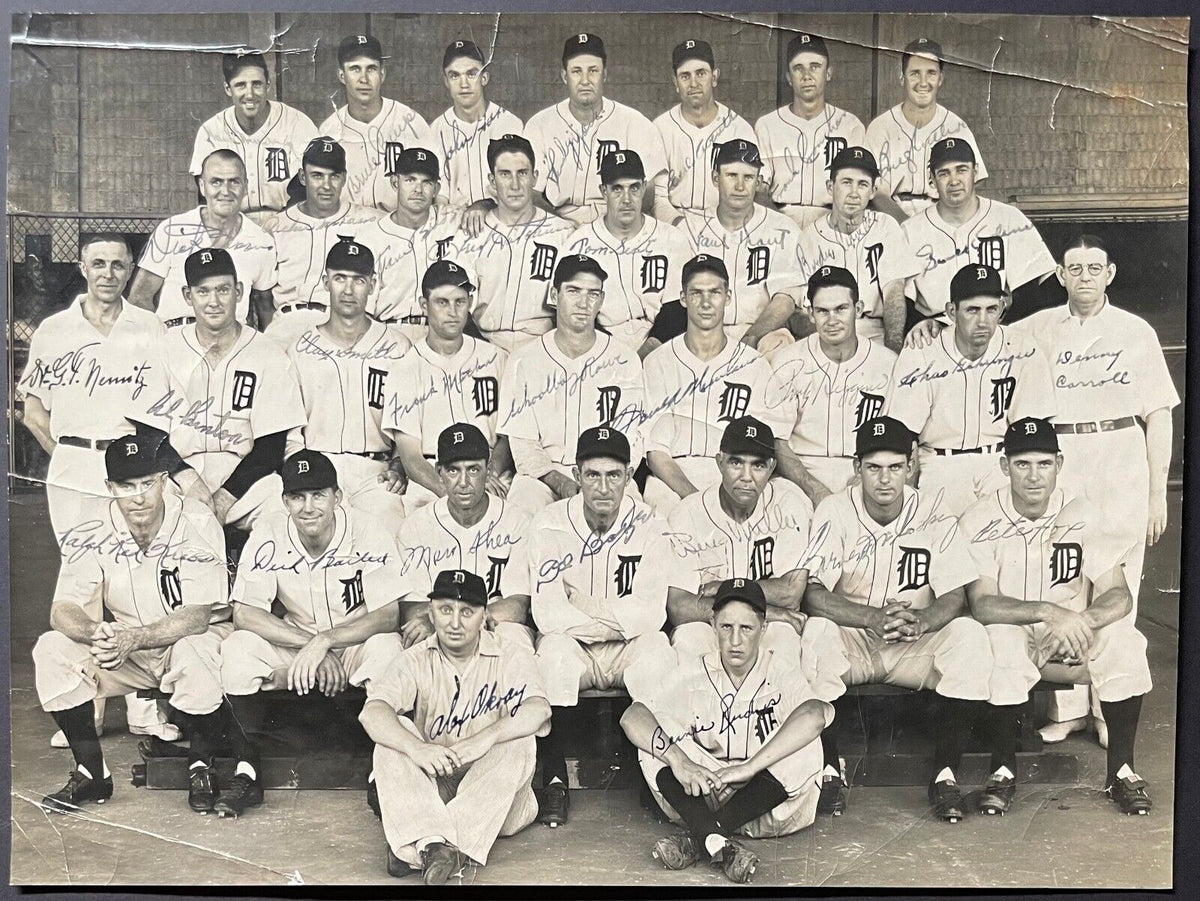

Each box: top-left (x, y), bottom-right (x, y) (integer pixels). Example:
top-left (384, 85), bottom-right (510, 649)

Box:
top-left (428, 679), bottom-right (527, 740)
top-left (250, 540), bottom-right (390, 573)
top-left (56, 520), bottom-right (220, 567)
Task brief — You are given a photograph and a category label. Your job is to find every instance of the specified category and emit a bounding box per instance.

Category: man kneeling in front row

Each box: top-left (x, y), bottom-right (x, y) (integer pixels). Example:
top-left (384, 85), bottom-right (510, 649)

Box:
top-left (621, 579), bottom-right (832, 884)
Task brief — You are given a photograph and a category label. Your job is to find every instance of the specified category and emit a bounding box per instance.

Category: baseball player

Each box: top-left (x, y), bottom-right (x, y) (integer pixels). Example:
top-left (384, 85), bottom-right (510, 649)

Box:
top-left (642, 255), bottom-right (794, 514)
top-left (675, 140), bottom-right (806, 353)
top-left (753, 33), bottom-right (878, 229)
top-left (129, 149), bottom-right (277, 329)
top-left (887, 263), bottom-right (1056, 517)
top-left (318, 34), bottom-right (437, 208)
top-left (285, 238), bottom-right (411, 533)
top-left (498, 254), bottom-right (647, 517)
top-left (771, 266), bottom-right (898, 505)
top-left (263, 137), bottom-right (385, 349)
top-left (961, 417), bottom-right (1154, 816)
top-left (505, 426), bottom-right (673, 826)
top-left (901, 137), bottom-right (1055, 325)
top-left (445, 134), bottom-right (575, 352)
top-left (865, 38), bottom-right (989, 218)
top-left (653, 39), bottom-right (756, 217)
top-left (34, 436), bottom-right (231, 815)
top-left (216, 449), bottom-right (406, 818)
top-left (190, 52), bottom-right (318, 225)
top-left (382, 260), bottom-right (511, 510)
top-left (353, 147), bottom-right (460, 342)
top-left (524, 33), bottom-right (673, 226)
top-left (795, 146), bottom-right (920, 350)
top-left (802, 416), bottom-right (992, 821)
top-left (563, 149), bottom-right (694, 353)
top-left (431, 40), bottom-right (524, 209)
top-left (621, 579), bottom-right (833, 883)
top-left (361, 569), bottom-right (550, 884)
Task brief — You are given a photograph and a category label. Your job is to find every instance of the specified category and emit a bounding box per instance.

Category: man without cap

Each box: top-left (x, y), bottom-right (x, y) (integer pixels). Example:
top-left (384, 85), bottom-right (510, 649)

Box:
top-left (654, 39), bottom-right (757, 218)
top-left (802, 416), bottom-right (993, 821)
top-left (285, 238), bottom-right (411, 533)
top-left (498, 253), bottom-right (647, 517)
top-left (505, 426), bottom-right (673, 826)
top-left (354, 147), bottom-right (461, 341)
top-left (642, 254), bottom-right (794, 515)
top-left (319, 34), bottom-right (437, 207)
top-left (215, 449), bottom-right (406, 818)
top-left (130, 149), bottom-right (277, 330)
top-left (190, 52), bottom-right (318, 225)
top-left (382, 259), bottom-right (512, 510)
top-left (524, 33), bottom-right (673, 226)
top-left (887, 263), bottom-right (1056, 517)
top-left (563, 148), bottom-right (694, 353)
top-left (34, 436), bottom-right (232, 815)
top-left (446, 134), bottom-right (576, 352)
top-left (263, 137), bottom-right (386, 349)
top-left (361, 569), bottom-right (550, 884)
top-left (961, 417), bottom-right (1155, 816)
top-left (622, 579), bottom-right (833, 883)
top-left (795, 146), bottom-right (920, 350)
top-left (772, 266), bottom-right (898, 505)
top-left (865, 38), bottom-right (989, 218)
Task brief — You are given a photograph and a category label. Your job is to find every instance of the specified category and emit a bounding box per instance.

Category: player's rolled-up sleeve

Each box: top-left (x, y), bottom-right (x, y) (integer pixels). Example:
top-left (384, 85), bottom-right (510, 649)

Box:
top-left (1136, 325), bottom-right (1181, 417)
top-left (137, 220), bottom-right (174, 281)
top-left (361, 536), bottom-right (406, 612)
top-left (367, 651), bottom-right (420, 715)
top-left (957, 121), bottom-right (989, 181)
top-left (497, 355), bottom-right (540, 441)
top-left (51, 554), bottom-right (105, 622)
top-left (929, 517), bottom-right (980, 597)
top-left (251, 352), bottom-right (307, 439)
top-left (751, 359), bottom-right (798, 442)
top-left (753, 117), bottom-right (776, 192)
top-left (524, 118), bottom-right (551, 196)
top-left (878, 219), bottom-right (922, 286)
top-left (774, 662), bottom-right (835, 729)
top-left (229, 526), bottom-right (279, 612)
top-left (1003, 211), bottom-right (1055, 290)
top-left (957, 504), bottom-right (1001, 582)
top-left (765, 223), bottom-right (805, 300)
top-left (527, 527), bottom-right (593, 635)
top-left (381, 353), bottom-right (424, 440)
top-left (499, 530), bottom-right (532, 597)
top-left (250, 237), bottom-right (279, 292)
top-left (1008, 340), bottom-right (1058, 423)
top-left (500, 643), bottom-right (549, 706)
top-left (633, 113), bottom-right (670, 183)
top-left (771, 489), bottom-right (815, 575)
top-left (663, 515), bottom-right (704, 594)
top-left (177, 537), bottom-right (228, 609)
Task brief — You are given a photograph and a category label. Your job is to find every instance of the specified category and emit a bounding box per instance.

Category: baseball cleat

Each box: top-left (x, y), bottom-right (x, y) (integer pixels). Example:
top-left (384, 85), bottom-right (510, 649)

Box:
top-left (537, 783), bottom-right (570, 827)
top-left (818, 773), bottom-right (847, 816)
top-left (928, 778), bottom-right (965, 823)
top-left (213, 774), bottom-right (263, 818)
top-left (42, 770), bottom-right (114, 813)
top-left (979, 773), bottom-right (1016, 816)
top-left (187, 765), bottom-right (218, 814)
top-left (652, 833), bottom-right (699, 870)
top-left (714, 839), bottom-right (758, 884)
top-left (420, 841), bottom-right (465, 886)
top-left (1106, 775), bottom-right (1152, 816)
top-left (385, 845), bottom-right (415, 878)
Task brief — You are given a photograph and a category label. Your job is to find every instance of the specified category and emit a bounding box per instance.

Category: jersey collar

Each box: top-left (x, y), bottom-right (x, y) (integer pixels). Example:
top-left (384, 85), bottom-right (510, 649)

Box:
top-left (566, 492), bottom-right (638, 543)
top-left (849, 482), bottom-right (920, 540)
top-left (178, 321), bottom-right (258, 366)
top-left (106, 491), bottom-right (185, 549)
top-left (422, 627), bottom-right (502, 659)
top-left (807, 332), bottom-right (871, 372)
top-left (998, 486), bottom-right (1066, 527)
top-left (701, 645), bottom-right (772, 704)
top-left (939, 322), bottom-right (1005, 368)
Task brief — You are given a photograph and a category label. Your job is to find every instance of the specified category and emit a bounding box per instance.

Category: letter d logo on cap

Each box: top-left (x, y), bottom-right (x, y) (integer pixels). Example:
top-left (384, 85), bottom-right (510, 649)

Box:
top-left (745, 426), bottom-right (757, 438)
top-left (357, 35), bottom-right (367, 44)
top-left (733, 578), bottom-right (745, 588)
top-left (873, 423), bottom-right (885, 437)
top-left (201, 251), bottom-right (212, 264)
top-left (453, 571), bottom-right (465, 583)
top-left (685, 40), bottom-right (695, 49)
top-left (598, 428), bottom-right (610, 440)
top-left (125, 442), bottom-right (138, 456)
top-left (1025, 422), bottom-right (1038, 435)
top-left (297, 460), bottom-right (310, 473)
top-left (977, 267), bottom-right (988, 279)
top-left (578, 33), bottom-right (587, 42)
top-left (946, 139), bottom-right (956, 148)
top-left (453, 430), bottom-right (464, 443)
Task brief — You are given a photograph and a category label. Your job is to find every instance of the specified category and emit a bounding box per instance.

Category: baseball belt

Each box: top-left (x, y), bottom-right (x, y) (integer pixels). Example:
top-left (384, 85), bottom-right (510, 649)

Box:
top-left (164, 316), bottom-right (196, 329)
top-left (1054, 417), bottom-right (1138, 435)
top-left (931, 443), bottom-right (1004, 456)
top-left (396, 314), bottom-right (428, 325)
top-left (347, 450), bottom-right (392, 462)
top-left (895, 192), bottom-right (932, 201)
top-left (58, 436), bottom-right (114, 450)
top-left (277, 302), bottom-right (328, 315)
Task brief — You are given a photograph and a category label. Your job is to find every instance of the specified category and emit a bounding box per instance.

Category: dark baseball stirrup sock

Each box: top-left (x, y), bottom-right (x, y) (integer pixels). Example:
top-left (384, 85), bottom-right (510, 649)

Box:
top-left (537, 708), bottom-right (570, 786)
top-left (933, 696), bottom-right (978, 777)
top-left (714, 770), bottom-right (789, 832)
top-left (821, 720), bottom-right (841, 770)
top-left (1100, 694), bottom-right (1144, 786)
top-left (656, 768), bottom-right (723, 842)
top-left (177, 709), bottom-right (223, 766)
top-left (51, 702), bottom-right (105, 780)
top-left (221, 697), bottom-right (261, 772)
top-left (986, 703), bottom-right (1022, 774)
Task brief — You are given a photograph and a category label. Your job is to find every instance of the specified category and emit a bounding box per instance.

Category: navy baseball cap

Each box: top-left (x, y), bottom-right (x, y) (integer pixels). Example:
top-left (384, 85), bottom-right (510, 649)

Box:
top-left (576, 426), bottom-right (631, 465)
top-left (929, 137), bottom-right (976, 171)
top-left (282, 450), bottom-right (339, 493)
top-left (184, 248), bottom-right (237, 287)
top-left (338, 34), bottom-right (383, 66)
top-left (902, 37), bottom-right (944, 70)
top-left (422, 259), bottom-right (475, 297)
top-left (431, 569), bottom-right (488, 606)
top-left (786, 32), bottom-right (829, 64)
top-left (325, 238), bottom-right (374, 276)
top-left (563, 33), bottom-right (606, 66)
top-left (712, 578), bottom-right (767, 616)
top-left (105, 434), bottom-right (169, 483)
top-left (681, 253), bottom-right (729, 289)
top-left (599, 148), bottom-right (644, 185)
top-left (950, 263), bottom-right (1004, 304)
top-left (443, 39), bottom-right (484, 69)
top-left (713, 139), bottom-right (763, 171)
top-left (672, 39), bottom-right (715, 72)
top-left (438, 423), bottom-right (490, 465)
top-left (553, 253), bottom-right (608, 288)
top-left (807, 265), bottom-right (859, 302)
top-left (829, 145), bottom-right (879, 180)
top-left (303, 136), bottom-right (347, 173)
top-left (720, 416), bottom-right (776, 459)
top-left (855, 416), bottom-right (914, 458)
top-left (1005, 417), bottom-right (1060, 456)
top-left (390, 146), bottom-right (439, 180)
top-left (487, 134), bottom-right (536, 171)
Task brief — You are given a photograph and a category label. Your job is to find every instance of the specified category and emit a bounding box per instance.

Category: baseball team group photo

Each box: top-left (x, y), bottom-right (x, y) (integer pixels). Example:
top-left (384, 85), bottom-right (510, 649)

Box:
top-left (4, 9), bottom-right (1186, 889)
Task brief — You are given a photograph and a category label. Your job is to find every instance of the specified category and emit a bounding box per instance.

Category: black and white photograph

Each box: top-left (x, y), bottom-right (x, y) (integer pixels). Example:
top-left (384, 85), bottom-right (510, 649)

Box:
top-left (4, 8), bottom-right (1188, 888)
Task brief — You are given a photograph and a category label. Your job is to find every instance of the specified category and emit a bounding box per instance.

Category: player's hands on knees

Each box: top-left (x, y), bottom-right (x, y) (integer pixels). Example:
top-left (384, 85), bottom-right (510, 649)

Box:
top-left (1147, 491), bottom-right (1168, 546)
top-left (904, 318), bottom-right (944, 349)
top-left (314, 653), bottom-right (348, 696)
top-left (879, 601), bottom-right (923, 642)
top-left (90, 625), bottom-right (138, 669)
top-left (671, 756), bottom-right (724, 797)
top-left (288, 634), bottom-right (335, 695)
top-left (714, 762), bottom-right (755, 789)
top-left (379, 462), bottom-right (408, 495)
top-left (401, 614), bottom-right (435, 649)
top-left (411, 741), bottom-right (462, 779)
top-left (449, 732), bottom-right (494, 768)
top-left (1044, 607), bottom-right (1093, 661)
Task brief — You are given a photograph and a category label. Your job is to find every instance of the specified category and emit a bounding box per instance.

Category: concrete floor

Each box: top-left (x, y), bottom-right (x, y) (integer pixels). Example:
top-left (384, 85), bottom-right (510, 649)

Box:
top-left (7, 489), bottom-right (1180, 888)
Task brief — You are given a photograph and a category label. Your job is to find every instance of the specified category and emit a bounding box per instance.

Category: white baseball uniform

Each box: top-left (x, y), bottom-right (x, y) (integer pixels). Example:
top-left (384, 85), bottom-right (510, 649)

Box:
top-left (189, 102), bottom-right (318, 223)
top-left (563, 215), bottom-right (693, 348)
top-left (960, 488), bottom-right (1153, 706)
top-left (864, 104), bottom-right (989, 217)
top-left (888, 323), bottom-right (1056, 515)
top-left (137, 208), bottom-right (277, 326)
top-left (653, 102), bottom-right (756, 214)
top-left (754, 104), bottom-right (866, 228)
top-left (318, 98), bottom-right (435, 205)
top-left (771, 334), bottom-right (898, 493)
top-left (524, 98), bottom-right (669, 225)
top-left (430, 103), bottom-right (524, 208)
top-left (445, 209), bottom-right (575, 351)
top-left (902, 197), bottom-right (1055, 319)
top-left (805, 484), bottom-right (990, 699)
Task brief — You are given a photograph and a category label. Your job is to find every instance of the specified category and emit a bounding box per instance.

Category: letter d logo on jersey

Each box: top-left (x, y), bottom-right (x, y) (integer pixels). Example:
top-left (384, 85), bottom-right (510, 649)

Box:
top-left (473, 376), bottom-right (499, 416)
top-left (854, 392), bottom-right (886, 429)
top-left (231, 370), bottom-right (257, 411)
top-left (265, 147), bottom-right (289, 182)
top-left (718, 382), bottom-right (751, 422)
top-left (750, 537), bottom-right (775, 580)
top-left (485, 556), bottom-right (509, 598)
top-left (341, 569), bottom-right (366, 614)
top-left (596, 140), bottom-right (620, 174)
top-left (896, 547), bottom-right (931, 592)
top-left (824, 136), bottom-right (849, 169)
top-left (615, 554), bottom-right (642, 597)
top-left (1050, 543), bottom-right (1083, 586)
top-left (865, 243), bottom-right (884, 287)
top-left (596, 386), bottom-right (622, 423)
top-left (159, 567), bottom-right (183, 610)
top-left (640, 255), bottom-right (668, 293)
top-left (746, 246), bottom-right (770, 286)
top-left (367, 367), bottom-right (387, 410)
top-left (978, 236), bottom-right (1005, 271)
top-left (529, 242), bottom-right (557, 282)
top-left (989, 377), bottom-right (1015, 422)
top-left (385, 142), bottom-right (405, 176)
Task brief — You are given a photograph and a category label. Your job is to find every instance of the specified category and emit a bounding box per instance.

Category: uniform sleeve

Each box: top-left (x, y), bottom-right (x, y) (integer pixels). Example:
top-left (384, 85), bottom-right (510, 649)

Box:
top-left (51, 553), bottom-right (105, 621)
top-left (361, 534), bottom-right (406, 612)
top-left (525, 115), bottom-right (550, 195)
top-left (229, 524), bottom-right (279, 612)
top-left (750, 357), bottom-right (797, 441)
top-left (382, 352), bottom-right (424, 440)
top-left (665, 508), bottom-right (704, 593)
top-left (634, 111), bottom-right (670, 182)
top-left (863, 117), bottom-right (886, 166)
top-left (613, 518), bottom-right (671, 638)
top-left (137, 219), bottom-right (174, 280)
top-left (1003, 213), bottom-right (1055, 292)
top-left (845, 113), bottom-right (867, 147)
top-left (772, 660), bottom-right (834, 729)
top-left (769, 487), bottom-right (814, 574)
top-left (250, 236), bottom-right (279, 292)
top-left (499, 528), bottom-right (532, 596)
top-left (929, 516), bottom-right (980, 597)
top-left (958, 503), bottom-right (1001, 582)
top-left (877, 218), bottom-right (922, 286)
top-left (177, 523), bottom-right (228, 608)
top-left (527, 525), bottom-right (594, 634)
top-left (1008, 340), bottom-right (1058, 423)
top-left (251, 351), bottom-right (308, 437)
top-left (290, 111), bottom-right (320, 164)
top-left (885, 346), bottom-right (934, 435)
top-left (803, 498), bottom-right (845, 591)
top-left (1078, 510), bottom-right (1127, 584)
top-left (499, 642), bottom-right (549, 705)
top-left (189, 122), bottom-right (213, 176)
top-left (497, 353), bottom-right (541, 442)
top-left (753, 115), bottom-right (776, 192)
top-left (19, 324), bottom-right (55, 404)
top-left (366, 651), bottom-right (420, 715)
top-left (1135, 324), bottom-right (1182, 417)
top-left (614, 353), bottom-right (648, 466)
top-left (765, 220), bottom-right (805, 297)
